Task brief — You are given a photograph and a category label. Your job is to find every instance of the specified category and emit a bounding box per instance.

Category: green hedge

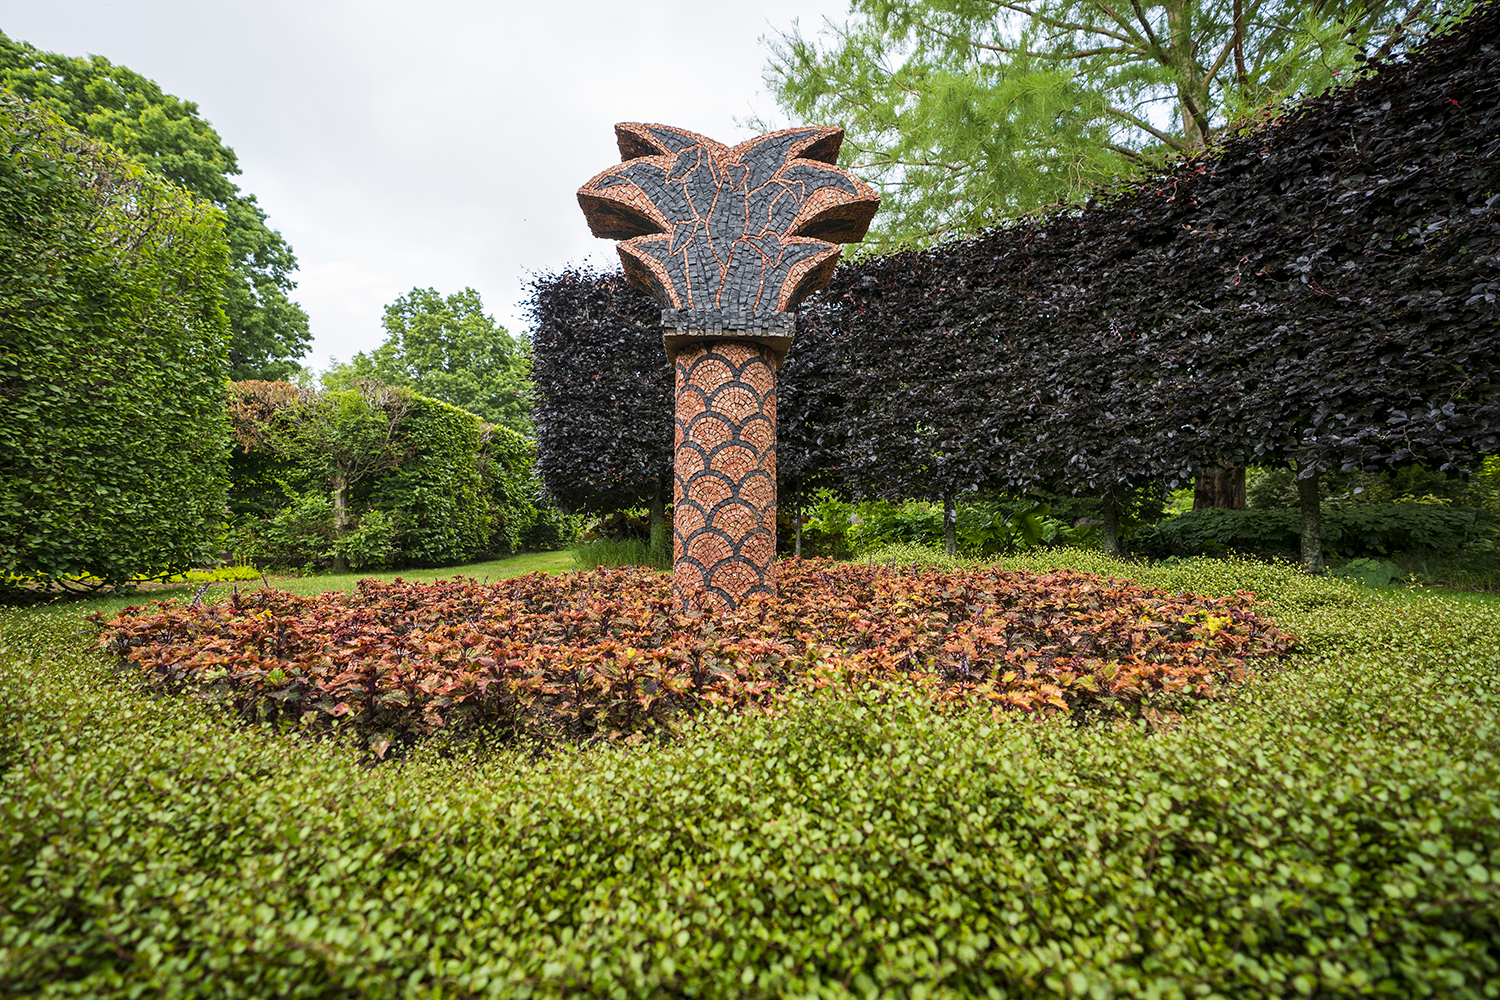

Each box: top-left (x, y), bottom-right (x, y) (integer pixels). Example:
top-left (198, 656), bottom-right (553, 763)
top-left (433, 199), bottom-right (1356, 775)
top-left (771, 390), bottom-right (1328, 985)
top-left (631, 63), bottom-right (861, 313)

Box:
top-left (479, 424), bottom-right (576, 555)
top-left (369, 393), bottom-right (492, 565)
top-left (2, 558), bottom-right (1498, 998)
top-left (228, 382), bottom-right (573, 569)
top-left (1135, 501), bottom-right (1492, 560)
top-left (0, 94), bottom-right (231, 590)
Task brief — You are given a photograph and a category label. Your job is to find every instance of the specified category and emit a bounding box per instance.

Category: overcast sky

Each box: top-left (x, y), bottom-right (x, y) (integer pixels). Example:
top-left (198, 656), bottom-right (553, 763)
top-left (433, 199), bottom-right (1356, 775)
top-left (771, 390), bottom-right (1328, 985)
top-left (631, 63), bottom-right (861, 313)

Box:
top-left (0, 0), bottom-right (854, 371)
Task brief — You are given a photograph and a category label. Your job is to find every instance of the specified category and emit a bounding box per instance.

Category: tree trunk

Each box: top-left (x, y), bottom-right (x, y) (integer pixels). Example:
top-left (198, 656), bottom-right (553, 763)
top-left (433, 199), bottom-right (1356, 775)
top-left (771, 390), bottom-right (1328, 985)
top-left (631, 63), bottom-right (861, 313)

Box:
top-left (1100, 491), bottom-right (1121, 557)
top-left (943, 494), bottom-right (957, 558)
top-left (331, 469), bottom-right (349, 573)
top-left (793, 485), bottom-right (803, 559)
top-left (648, 477), bottom-right (668, 570)
top-left (1166, 0), bottom-right (1211, 149)
top-left (1193, 465), bottom-right (1247, 510)
top-left (1298, 467), bottom-right (1325, 571)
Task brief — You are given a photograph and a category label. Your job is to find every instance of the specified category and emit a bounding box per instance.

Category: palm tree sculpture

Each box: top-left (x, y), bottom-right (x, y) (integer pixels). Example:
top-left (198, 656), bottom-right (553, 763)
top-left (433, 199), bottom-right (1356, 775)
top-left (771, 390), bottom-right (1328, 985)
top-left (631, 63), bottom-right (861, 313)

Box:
top-left (580, 123), bottom-right (878, 610)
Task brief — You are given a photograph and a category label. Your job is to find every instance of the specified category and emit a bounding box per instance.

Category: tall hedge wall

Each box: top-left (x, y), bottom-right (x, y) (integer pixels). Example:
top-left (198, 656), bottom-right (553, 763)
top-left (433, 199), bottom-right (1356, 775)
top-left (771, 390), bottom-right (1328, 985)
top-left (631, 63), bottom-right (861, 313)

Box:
top-left (0, 94), bottom-right (231, 591)
top-left (228, 380), bottom-right (566, 567)
top-left (527, 270), bottom-right (672, 515)
top-left (796, 0), bottom-right (1500, 499)
top-left (367, 393), bottom-right (492, 565)
top-left (528, 4), bottom-right (1500, 517)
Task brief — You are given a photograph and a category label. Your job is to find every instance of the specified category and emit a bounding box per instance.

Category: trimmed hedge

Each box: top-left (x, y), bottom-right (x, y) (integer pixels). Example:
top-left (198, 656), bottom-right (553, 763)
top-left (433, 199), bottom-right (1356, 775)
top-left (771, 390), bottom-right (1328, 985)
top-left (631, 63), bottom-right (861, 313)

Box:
top-left (527, 270), bottom-right (670, 516)
top-left (1136, 500), bottom-right (1493, 560)
top-left (367, 393), bottom-right (491, 565)
top-left (3, 565), bottom-right (1499, 998)
top-left (528, 7), bottom-right (1500, 523)
top-left (228, 381), bottom-right (570, 568)
top-left (480, 424), bottom-right (575, 554)
top-left (0, 94), bottom-right (231, 590)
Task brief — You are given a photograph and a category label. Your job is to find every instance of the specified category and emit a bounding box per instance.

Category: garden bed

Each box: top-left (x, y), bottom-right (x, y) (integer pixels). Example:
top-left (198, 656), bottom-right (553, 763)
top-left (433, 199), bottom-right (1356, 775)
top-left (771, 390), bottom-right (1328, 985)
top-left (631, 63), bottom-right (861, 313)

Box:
top-left (95, 558), bottom-right (1295, 757)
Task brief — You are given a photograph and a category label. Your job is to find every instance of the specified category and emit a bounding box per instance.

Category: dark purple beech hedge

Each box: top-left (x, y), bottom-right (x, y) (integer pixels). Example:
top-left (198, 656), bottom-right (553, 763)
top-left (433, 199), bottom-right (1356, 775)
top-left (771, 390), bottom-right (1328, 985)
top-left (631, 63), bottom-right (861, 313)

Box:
top-left (528, 3), bottom-right (1499, 527)
top-left (527, 270), bottom-right (671, 516)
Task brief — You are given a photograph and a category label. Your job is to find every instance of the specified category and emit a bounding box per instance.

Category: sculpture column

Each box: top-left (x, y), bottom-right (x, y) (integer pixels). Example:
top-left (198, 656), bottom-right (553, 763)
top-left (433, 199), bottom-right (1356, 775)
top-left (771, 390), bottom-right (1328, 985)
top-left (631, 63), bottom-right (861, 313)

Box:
top-left (664, 311), bottom-right (792, 609)
top-left (577, 122), bottom-right (878, 610)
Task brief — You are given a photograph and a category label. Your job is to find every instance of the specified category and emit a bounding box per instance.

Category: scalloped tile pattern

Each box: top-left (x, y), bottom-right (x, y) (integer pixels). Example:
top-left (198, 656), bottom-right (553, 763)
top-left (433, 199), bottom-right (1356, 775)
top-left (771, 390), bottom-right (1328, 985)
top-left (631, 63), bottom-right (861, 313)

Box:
top-left (673, 342), bottom-right (779, 610)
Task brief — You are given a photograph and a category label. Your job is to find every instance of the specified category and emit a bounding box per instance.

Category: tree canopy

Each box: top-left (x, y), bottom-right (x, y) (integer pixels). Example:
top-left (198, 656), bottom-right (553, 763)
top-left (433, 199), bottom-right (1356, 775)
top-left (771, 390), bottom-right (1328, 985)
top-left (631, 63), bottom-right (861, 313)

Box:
top-left (325, 287), bottom-right (532, 435)
top-left (0, 31), bottom-right (311, 380)
top-left (762, 0), bottom-right (1460, 248)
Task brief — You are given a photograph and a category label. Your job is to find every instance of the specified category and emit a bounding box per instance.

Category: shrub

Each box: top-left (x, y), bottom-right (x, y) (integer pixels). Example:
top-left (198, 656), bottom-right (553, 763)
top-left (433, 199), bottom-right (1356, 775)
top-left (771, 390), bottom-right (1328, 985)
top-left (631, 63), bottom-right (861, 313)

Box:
top-left (228, 382), bottom-right (544, 569)
top-left (792, 494), bottom-right (1097, 559)
top-left (330, 509), bottom-right (399, 571)
top-left (95, 560), bottom-right (1294, 757)
top-left (0, 94), bottom-right (231, 591)
top-left (244, 492), bottom-right (335, 569)
top-left (1134, 501), bottom-right (1488, 560)
top-left (3, 574), bottom-right (1498, 999)
top-left (367, 392), bottom-right (491, 565)
top-left (480, 425), bottom-right (539, 555)
top-left (478, 424), bottom-right (578, 556)
top-left (1247, 462), bottom-right (1482, 510)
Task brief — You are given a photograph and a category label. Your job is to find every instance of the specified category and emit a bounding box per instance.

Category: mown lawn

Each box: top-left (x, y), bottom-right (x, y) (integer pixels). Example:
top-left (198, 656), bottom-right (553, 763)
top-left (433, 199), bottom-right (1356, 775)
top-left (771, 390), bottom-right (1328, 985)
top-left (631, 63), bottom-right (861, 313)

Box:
top-left (31, 549), bottom-right (577, 621)
top-left (2, 549), bottom-right (1497, 999)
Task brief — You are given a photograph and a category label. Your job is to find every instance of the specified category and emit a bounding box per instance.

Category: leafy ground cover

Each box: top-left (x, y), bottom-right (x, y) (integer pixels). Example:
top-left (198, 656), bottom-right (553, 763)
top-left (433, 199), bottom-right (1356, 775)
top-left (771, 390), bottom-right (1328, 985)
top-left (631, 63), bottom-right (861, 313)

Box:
top-left (3, 551), bottom-right (1498, 998)
top-left (94, 559), bottom-right (1294, 758)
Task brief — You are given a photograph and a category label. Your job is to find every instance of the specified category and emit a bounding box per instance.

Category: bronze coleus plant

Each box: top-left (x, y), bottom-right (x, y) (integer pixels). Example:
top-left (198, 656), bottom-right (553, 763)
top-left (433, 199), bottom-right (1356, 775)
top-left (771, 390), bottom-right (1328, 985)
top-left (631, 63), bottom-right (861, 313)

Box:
top-left (95, 561), bottom-right (1295, 758)
top-left (578, 123), bottom-right (880, 312)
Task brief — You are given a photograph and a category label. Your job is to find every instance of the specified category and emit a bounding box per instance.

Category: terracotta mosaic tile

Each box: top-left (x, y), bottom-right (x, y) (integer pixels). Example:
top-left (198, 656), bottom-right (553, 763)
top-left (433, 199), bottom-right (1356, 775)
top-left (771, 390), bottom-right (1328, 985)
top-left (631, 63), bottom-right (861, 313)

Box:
top-left (685, 412), bottom-right (736, 453)
top-left (579, 124), bottom-right (878, 312)
top-left (674, 444), bottom-right (707, 481)
top-left (674, 387), bottom-right (709, 424)
top-left (579, 122), bottom-right (877, 612)
top-left (671, 342), bottom-right (780, 610)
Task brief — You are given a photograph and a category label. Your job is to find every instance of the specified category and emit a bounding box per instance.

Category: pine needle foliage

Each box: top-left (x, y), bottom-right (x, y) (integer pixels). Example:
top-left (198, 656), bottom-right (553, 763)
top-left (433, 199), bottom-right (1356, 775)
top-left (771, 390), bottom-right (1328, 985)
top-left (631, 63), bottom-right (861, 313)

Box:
top-left (760, 0), bottom-right (1466, 249)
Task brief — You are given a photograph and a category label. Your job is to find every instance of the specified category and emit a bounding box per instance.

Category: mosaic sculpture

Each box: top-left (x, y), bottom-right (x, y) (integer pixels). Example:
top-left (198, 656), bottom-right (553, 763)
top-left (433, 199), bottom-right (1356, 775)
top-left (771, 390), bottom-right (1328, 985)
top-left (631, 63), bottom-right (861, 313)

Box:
top-left (580, 123), bottom-right (878, 609)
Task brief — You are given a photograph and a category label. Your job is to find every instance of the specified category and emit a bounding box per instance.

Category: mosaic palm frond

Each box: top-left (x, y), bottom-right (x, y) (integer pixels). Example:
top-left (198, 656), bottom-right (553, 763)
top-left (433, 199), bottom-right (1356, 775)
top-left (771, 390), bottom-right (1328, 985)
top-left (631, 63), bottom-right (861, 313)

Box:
top-left (579, 123), bottom-right (879, 312)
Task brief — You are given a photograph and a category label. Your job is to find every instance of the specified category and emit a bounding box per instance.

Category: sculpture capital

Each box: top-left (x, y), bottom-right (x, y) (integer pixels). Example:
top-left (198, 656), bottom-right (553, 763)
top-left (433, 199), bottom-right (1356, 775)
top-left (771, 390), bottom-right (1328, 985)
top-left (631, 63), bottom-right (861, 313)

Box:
top-left (578, 123), bottom-right (879, 313)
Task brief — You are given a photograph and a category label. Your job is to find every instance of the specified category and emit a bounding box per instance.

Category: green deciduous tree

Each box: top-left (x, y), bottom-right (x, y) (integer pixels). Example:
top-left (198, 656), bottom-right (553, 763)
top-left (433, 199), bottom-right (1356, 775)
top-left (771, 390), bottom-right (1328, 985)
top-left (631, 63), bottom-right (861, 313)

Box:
top-left (229, 381), bottom-right (412, 572)
top-left (762, 0), bottom-right (1456, 249)
top-left (0, 31), bottom-right (311, 380)
top-left (326, 287), bottom-right (531, 435)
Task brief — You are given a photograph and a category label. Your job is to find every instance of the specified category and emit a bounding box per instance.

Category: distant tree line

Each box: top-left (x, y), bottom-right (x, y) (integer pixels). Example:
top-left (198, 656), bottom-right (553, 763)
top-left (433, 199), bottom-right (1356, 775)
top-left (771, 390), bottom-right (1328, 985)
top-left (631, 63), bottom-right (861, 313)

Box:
top-left (528, 3), bottom-right (1500, 569)
top-left (323, 286), bottom-right (533, 436)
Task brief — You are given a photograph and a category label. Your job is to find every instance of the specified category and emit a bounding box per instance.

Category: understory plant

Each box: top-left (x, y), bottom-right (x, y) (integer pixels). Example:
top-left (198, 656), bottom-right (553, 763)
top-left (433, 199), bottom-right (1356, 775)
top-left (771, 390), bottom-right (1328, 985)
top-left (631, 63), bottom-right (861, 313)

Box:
top-left (94, 560), bottom-right (1295, 758)
top-left (3, 554), bottom-right (1498, 999)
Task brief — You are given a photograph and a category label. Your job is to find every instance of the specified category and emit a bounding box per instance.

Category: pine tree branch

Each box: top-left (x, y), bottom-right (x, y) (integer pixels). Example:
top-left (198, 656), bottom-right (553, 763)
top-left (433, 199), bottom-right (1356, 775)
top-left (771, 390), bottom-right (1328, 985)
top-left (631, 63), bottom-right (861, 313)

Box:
top-left (912, 17), bottom-right (1135, 60)
top-left (1372, 0), bottom-right (1432, 61)
top-left (1104, 142), bottom-right (1150, 163)
top-left (1206, 0), bottom-right (1265, 84)
top-left (1126, 0), bottom-right (1167, 56)
top-left (994, 2), bottom-right (1139, 45)
top-left (1101, 102), bottom-right (1193, 150)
